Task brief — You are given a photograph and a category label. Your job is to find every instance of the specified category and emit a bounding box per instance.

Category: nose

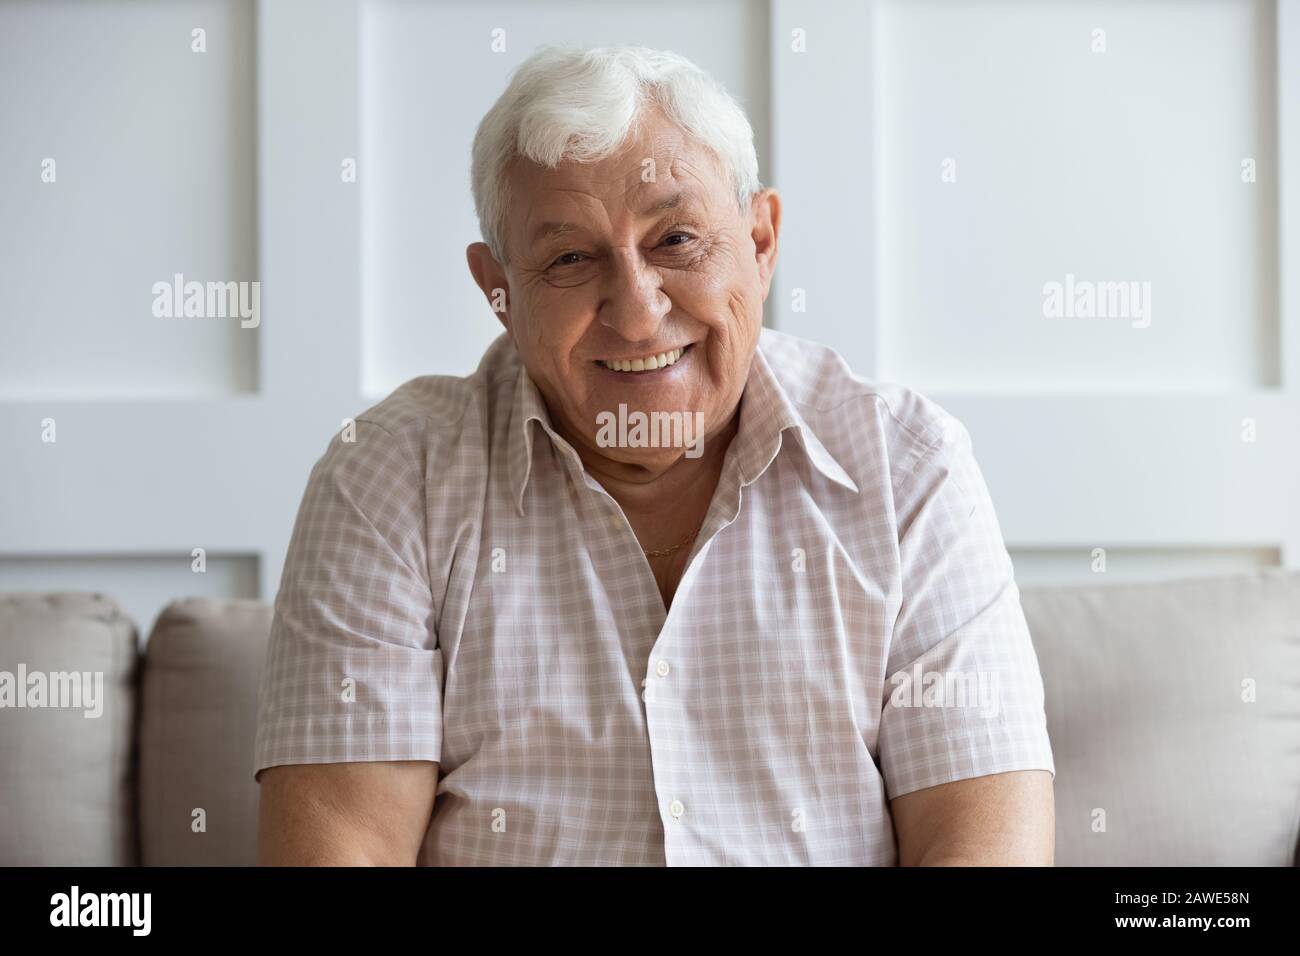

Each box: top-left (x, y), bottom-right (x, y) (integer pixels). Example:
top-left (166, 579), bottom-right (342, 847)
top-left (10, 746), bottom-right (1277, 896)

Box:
top-left (597, 250), bottom-right (670, 342)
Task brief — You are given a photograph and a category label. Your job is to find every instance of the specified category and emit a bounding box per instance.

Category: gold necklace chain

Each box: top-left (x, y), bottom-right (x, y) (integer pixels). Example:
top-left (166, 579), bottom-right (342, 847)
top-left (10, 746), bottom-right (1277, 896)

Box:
top-left (642, 527), bottom-right (701, 559)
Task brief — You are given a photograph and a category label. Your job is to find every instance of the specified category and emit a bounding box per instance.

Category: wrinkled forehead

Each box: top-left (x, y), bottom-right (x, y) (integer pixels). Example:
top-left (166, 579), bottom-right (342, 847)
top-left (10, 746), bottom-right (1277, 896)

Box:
top-left (505, 120), bottom-right (734, 243)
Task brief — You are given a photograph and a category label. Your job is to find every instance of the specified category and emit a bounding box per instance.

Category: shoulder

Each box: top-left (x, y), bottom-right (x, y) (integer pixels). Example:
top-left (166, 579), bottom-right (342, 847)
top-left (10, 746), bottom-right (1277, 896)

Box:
top-left (355, 332), bottom-right (517, 438)
top-left (758, 328), bottom-right (968, 482)
top-left (315, 332), bottom-right (518, 480)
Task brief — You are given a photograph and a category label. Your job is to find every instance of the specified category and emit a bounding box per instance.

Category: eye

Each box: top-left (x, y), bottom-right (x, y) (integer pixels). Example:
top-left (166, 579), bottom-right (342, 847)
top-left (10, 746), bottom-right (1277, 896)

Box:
top-left (661, 232), bottom-right (694, 247)
top-left (548, 251), bottom-right (588, 269)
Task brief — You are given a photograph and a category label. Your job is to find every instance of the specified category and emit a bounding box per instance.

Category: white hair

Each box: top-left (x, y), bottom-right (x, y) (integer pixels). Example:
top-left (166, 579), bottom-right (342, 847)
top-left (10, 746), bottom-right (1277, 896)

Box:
top-left (470, 45), bottom-right (762, 262)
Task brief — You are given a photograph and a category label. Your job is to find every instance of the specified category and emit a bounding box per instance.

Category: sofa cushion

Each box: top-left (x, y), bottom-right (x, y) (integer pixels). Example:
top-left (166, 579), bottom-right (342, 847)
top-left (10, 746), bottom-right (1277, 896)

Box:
top-left (1021, 569), bottom-right (1300, 865)
top-left (0, 592), bottom-right (139, 865)
top-left (138, 597), bottom-right (271, 866)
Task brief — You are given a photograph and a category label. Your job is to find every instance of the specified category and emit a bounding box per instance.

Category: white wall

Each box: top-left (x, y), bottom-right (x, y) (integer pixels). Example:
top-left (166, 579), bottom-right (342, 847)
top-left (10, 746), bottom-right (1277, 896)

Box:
top-left (2, 0), bottom-right (1297, 636)
top-left (0, 0), bottom-right (258, 399)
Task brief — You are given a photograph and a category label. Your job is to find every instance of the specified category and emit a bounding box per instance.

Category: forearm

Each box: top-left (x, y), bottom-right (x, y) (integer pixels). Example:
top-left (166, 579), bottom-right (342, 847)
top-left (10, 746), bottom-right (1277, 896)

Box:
top-left (891, 769), bottom-right (1055, 867)
top-left (257, 761), bottom-right (438, 866)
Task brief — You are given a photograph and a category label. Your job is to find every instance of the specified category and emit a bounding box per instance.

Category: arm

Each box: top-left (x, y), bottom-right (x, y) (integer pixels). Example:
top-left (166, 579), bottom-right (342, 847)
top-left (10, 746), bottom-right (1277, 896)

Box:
top-left (890, 769), bottom-right (1054, 866)
top-left (253, 419), bottom-right (446, 865)
top-left (878, 410), bottom-right (1056, 861)
top-left (258, 760), bottom-right (439, 866)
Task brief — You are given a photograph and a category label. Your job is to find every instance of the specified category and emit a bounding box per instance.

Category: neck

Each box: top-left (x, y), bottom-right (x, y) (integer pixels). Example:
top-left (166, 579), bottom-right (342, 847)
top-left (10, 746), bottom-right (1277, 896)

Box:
top-left (570, 407), bottom-right (741, 538)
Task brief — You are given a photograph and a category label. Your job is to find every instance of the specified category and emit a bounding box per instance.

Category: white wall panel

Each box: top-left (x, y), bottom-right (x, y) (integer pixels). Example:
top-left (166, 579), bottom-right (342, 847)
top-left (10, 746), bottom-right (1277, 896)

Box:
top-left (0, 0), bottom-right (258, 399)
top-left (876, 0), bottom-right (1279, 392)
top-left (768, 0), bottom-right (876, 368)
top-left (0, 0), bottom-right (362, 635)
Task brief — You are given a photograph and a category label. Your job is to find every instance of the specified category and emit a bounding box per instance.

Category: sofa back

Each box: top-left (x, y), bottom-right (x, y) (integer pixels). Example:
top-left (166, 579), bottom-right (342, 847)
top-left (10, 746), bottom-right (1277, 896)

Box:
top-left (2, 570), bottom-right (1298, 865)
top-left (137, 597), bottom-right (270, 866)
top-left (0, 593), bottom-right (138, 865)
top-left (1022, 570), bottom-right (1300, 866)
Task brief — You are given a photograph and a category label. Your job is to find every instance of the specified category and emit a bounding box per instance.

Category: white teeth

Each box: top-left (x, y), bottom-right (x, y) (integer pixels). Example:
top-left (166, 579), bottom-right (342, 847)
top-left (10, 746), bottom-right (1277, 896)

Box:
top-left (602, 346), bottom-right (685, 372)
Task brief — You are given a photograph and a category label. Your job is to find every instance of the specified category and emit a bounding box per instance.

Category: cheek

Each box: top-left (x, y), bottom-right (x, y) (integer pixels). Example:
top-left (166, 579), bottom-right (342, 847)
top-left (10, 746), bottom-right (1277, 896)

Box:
top-left (516, 291), bottom-right (585, 361)
top-left (718, 284), bottom-right (762, 361)
top-left (512, 290), bottom-right (602, 408)
top-left (712, 243), bottom-right (762, 328)
top-left (685, 289), bottom-right (753, 396)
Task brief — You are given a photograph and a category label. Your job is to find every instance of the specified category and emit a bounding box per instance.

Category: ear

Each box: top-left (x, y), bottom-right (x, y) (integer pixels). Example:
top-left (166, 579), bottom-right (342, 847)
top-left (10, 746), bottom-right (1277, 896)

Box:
top-left (466, 242), bottom-right (511, 331)
top-left (749, 189), bottom-right (781, 302)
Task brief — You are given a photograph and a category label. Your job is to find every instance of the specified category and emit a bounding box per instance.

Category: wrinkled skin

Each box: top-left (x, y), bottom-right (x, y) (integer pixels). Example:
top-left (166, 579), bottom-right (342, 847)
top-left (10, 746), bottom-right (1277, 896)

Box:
top-left (467, 109), bottom-right (780, 485)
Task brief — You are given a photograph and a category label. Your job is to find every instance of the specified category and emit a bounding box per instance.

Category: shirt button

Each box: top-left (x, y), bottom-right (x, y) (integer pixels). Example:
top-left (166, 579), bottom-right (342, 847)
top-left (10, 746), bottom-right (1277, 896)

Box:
top-left (668, 799), bottom-right (685, 820)
top-left (655, 659), bottom-right (671, 678)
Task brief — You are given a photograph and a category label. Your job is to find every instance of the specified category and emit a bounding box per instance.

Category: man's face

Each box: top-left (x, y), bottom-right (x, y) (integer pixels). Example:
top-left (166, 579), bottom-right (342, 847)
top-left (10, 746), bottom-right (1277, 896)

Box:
top-left (470, 111), bottom-right (779, 471)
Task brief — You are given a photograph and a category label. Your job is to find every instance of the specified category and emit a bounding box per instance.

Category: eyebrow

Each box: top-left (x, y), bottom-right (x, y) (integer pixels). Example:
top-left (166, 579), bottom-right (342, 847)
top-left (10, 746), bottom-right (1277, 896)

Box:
top-left (527, 191), bottom-right (701, 245)
top-left (642, 191), bottom-right (692, 216)
top-left (530, 221), bottom-right (585, 243)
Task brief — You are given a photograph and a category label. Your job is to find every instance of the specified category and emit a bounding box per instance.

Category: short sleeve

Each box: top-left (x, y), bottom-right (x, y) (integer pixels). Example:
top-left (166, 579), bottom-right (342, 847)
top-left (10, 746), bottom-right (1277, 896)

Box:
top-left (253, 420), bottom-right (444, 782)
top-left (877, 415), bottom-right (1055, 799)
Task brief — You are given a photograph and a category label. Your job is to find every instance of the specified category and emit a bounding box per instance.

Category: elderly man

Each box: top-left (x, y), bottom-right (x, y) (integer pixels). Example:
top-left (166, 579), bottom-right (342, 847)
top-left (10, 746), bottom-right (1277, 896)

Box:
top-left (255, 45), bottom-right (1055, 866)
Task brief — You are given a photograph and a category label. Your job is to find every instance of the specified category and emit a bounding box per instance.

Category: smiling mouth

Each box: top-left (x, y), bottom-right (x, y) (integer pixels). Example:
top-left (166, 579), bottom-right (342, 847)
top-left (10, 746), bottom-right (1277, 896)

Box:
top-left (597, 344), bottom-right (692, 373)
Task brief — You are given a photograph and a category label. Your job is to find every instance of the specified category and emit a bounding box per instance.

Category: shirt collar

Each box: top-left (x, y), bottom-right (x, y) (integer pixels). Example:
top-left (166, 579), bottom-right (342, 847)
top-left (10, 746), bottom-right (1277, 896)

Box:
top-left (508, 337), bottom-right (859, 517)
top-left (730, 342), bottom-right (860, 494)
top-left (507, 363), bottom-right (569, 517)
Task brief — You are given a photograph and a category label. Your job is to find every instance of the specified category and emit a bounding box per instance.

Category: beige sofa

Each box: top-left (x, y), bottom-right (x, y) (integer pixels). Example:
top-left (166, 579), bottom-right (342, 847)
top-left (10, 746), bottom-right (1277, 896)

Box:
top-left (2, 571), bottom-right (1298, 866)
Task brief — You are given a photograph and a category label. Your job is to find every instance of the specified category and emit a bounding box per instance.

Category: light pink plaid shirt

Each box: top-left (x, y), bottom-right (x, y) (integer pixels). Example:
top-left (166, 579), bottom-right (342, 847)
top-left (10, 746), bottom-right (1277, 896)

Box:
top-left (254, 327), bottom-right (1054, 865)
